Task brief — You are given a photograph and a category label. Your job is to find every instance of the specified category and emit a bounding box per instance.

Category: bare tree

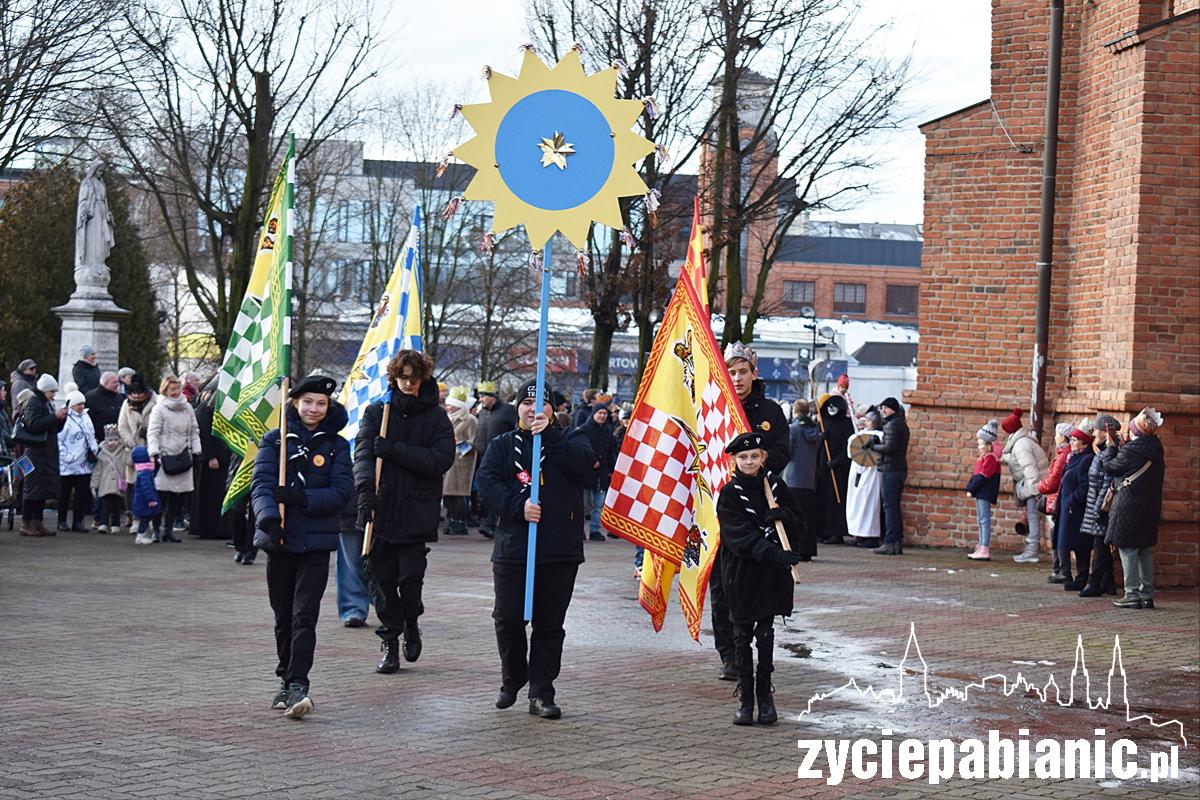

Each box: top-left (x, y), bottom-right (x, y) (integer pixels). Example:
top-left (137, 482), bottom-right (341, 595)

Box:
top-left (527, 0), bottom-right (715, 388)
top-left (0, 0), bottom-right (125, 170)
top-left (703, 0), bottom-right (908, 344)
top-left (88, 0), bottom-right (381, 349)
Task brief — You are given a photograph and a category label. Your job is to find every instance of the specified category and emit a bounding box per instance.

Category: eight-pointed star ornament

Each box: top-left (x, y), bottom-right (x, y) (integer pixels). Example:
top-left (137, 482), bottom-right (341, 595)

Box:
top-left (451, 49), bottom-right (655, 249)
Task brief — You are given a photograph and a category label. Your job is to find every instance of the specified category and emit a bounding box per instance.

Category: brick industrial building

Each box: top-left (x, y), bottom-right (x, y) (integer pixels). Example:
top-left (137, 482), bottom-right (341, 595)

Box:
top-left (905, 0), bottom-right (1199, 584)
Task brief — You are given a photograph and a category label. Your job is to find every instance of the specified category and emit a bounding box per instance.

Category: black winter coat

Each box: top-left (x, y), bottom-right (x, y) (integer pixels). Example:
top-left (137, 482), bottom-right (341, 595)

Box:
top-left (716, 469), bottom-right (801, 624)
top-left (354, 380), bottom-right (455, 544)
top-left (1080, 443), bottom-right (1115, 539)
top-left (71, 360), bottom-right (101, 395)
top-left (814, 394), bottom-right (854, 539)
top-left (251, 402), bottom-right (354, 553)
top-left (876, 410), bottom-right (910, 473)
top-left (739, 379), bottom-right (790, 475)
top-left (473, 399), bottom-right (518, 454)
top-left (84, 385), bottom-right (123, 441)
top-left (575, 418), bottom-right (616, 490)
top-left (477, 424), bottom-right (594, 565)
top-left (1056, 450), bottom-right (1093, 552)
top-left (191, 401), bottom-right (233, 539)
top-left (20, 393), bottom-right (65, 501)
top-left (1102, 434), bottom-right (1165, 549)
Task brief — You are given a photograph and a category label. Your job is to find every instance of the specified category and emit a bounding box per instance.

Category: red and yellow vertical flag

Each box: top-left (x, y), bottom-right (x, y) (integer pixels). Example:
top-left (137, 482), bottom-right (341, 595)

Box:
top-left (601, 202), bottom-right (747, 638)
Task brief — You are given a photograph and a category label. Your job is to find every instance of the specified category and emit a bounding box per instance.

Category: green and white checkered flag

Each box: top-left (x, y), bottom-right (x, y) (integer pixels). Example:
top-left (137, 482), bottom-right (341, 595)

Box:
top-left (213, 136), bottom-right (294, 512)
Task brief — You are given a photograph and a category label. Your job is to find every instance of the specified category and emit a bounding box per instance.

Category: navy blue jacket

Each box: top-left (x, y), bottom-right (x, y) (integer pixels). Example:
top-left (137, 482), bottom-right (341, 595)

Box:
top-left (477, 424), bottom-right (593, 565)
top-left (575, 417), bottom-right (616, 491)
top-left (252, 401), bottom-right (354, 554)
top-left (1056, 450), bottom-right (1094, 552)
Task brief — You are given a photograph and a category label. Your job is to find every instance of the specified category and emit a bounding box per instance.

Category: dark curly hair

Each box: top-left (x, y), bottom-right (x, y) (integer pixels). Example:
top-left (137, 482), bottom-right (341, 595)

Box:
top-left (387, 349), bottom-right (433, 385)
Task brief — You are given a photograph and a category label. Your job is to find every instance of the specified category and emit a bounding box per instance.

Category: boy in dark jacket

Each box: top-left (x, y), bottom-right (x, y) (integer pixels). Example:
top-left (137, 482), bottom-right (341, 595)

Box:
top-left (477, 378), bottom-right (594, 719)
top-left (354, 350), bottom-right (455, 673)
top-left (715, 431), bottom-right (804, 726)
top-left (251, 376), bottom-right (354, 719)
top-left (575, 404), bottom-right (615, 541)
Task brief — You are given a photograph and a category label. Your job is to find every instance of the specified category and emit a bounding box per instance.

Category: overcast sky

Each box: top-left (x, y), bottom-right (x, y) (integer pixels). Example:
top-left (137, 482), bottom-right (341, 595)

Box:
top-left (379, 2), bottom-right (992, 226)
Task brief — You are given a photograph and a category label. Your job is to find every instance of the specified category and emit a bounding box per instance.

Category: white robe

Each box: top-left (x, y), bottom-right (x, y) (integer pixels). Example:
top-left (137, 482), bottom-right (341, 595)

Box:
top-left (845, 430), bottom-right (882, 538)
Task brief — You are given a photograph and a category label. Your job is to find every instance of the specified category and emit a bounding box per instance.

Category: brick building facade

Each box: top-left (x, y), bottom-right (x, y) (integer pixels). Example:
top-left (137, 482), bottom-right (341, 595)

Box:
top-left (905, 0), bottom-right (1199, 585)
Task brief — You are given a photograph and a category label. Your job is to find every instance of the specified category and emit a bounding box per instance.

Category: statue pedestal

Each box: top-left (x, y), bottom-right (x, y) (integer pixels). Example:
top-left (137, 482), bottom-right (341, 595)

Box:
top-left (55, 287), bottom-right (128, 389)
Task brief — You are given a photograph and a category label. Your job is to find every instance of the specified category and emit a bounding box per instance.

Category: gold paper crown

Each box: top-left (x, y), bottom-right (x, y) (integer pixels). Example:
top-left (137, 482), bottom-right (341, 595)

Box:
top-left (449, 385), bottom-right (469, 402)
top-left (476, 380), bottom-right (498, 395)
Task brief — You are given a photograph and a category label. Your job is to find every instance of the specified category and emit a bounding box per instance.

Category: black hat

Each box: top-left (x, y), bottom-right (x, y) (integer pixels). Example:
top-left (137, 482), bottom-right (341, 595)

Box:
top-left (289, 375), bottom-right (338, 398)
top-left (1093, 414), bottom-right (1121, 432)
top-left (725, 431), bottom-right (765, 455)
top-left (879, 397), bottom-right (902, 414)
top-left (515, 378), bottom-right (552, 406)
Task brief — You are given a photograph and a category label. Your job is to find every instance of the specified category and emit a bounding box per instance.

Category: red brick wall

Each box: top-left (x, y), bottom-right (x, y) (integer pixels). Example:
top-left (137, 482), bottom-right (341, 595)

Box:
top-left (908, 1), bottom-right (1200, 585)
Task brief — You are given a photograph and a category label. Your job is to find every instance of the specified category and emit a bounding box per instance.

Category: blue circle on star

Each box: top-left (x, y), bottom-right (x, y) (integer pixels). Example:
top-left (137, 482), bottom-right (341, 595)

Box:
top-left (495, 89), bottom-right (615, 211)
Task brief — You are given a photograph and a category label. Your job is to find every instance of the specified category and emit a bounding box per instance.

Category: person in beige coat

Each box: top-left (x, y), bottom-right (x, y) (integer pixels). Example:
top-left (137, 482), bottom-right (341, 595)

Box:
top-left (147, 375), bottom-right (201, 543)
top-left (999, 407), bottom-right (1050, 564)
top-left (442, 386), bottom-right (477, 535)
top-left (117, 374), bottom-right (157, 526)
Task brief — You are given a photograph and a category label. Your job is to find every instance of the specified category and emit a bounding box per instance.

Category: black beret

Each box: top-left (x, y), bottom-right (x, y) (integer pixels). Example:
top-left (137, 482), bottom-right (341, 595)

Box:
top-left (725, 431), bottom-right (765, 455)
top-left (289, 375), bottom-right (337, 398)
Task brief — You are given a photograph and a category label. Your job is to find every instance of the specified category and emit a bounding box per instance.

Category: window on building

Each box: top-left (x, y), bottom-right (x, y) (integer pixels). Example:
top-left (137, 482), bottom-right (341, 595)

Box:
top-left (782, 280), bottom-right (815, 307)
top-left (833, 282), bottom-right (867, 314)
top-left (885, 284), bottom-right (919, 316)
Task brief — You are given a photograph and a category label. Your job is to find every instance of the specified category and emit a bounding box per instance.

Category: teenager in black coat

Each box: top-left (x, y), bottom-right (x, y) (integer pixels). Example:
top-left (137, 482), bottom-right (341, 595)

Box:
top-left (814, 393), bottom-right (854, 545)
top-left (477, 379), bottom-right (594, 719)
top-left (716, 431), bottom-right (804, 726)
top-left (250, 376), bottom-right (354, 719)
top-left (354, 350), bottom-right (455, 672)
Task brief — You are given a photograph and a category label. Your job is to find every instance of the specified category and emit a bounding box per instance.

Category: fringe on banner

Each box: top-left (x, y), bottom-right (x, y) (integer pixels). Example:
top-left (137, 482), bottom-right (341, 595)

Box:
top-left (656, 143), bottom-right (671, 167)
top-left (435, 153), bottom-right (452, 178)
top-left (620, 227), bottom-right (636, 249)
top-left (519, 43), bottom-right (535, 53)
top-left (479, 232), bottom-right (495, 255)
top-left (482, 65), bottom-right (493, 80)
top-left (645, 189), bottom-right (661, 227)
top-left (449, 104), bottom-right (463, 120)
top-left (643, 97), bottom-right (660, 120)
top-left (576, 249), bottom-right (589, 276)
top-left (612, 58), bottom-right (629, 79)
top-left (527, 250), bottom-right (543, 273)
top-left (442, 196), bottom-right (463, 220)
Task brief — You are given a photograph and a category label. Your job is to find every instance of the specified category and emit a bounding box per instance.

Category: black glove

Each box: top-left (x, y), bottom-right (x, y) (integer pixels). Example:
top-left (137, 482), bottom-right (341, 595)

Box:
top-left (357, 489), bottom-right (377, 514)
top-left (770, 548), bottom-right (803, 567)
top-left (274, 485), bottom-right (307, 508)
top-left (262, 518), bottom-right (284, 545)
top-left (373, 437), bottom-right (394, 459)
top-left (763, 507), bottom-right (794, 526)
top-left (861, 439), bottom-right (877, 450)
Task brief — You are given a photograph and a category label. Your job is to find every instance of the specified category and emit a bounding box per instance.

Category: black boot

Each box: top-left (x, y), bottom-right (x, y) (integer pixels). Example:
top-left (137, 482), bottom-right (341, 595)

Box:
top-left (376, 638), bottom-right (400, 673)
top-left (402, 620), bottom-right (422, 663)
top-left (1064, 567), bottom-right (1089, 591)
top-left (1048, 550), bottom-right (1068, 583)
top-left (756, 671), bottom-right (778, 725)
top-left (733, 673), bottom-right (755, 726)
top-left (754, 622), bottom-right (777, 724)
top-left (872, 541), bottom-right (902, 555)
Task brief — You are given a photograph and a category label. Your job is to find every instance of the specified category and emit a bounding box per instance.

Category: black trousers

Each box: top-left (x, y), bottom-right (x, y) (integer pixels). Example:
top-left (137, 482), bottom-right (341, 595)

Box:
top-left (157, 491), bottom-right (185, 533)
top-left (1088, 540), bottom-right (1115, 587)
top-left (708, 550), bottom-right (734, 663)
top-left (445, 495), bottom-right (469, 532)
top-left (366, 539), bottom-right (428, 640)
top-left (492, 561), bottom-right (578, 703)
top-left (732, 617), bottom-right (775, 680)
top-left (58, 474), bottom-right (92, 525)
top-left (98, 494), bottom-right (124, 528)
top-left (266, 549), bottom-right (330, 689)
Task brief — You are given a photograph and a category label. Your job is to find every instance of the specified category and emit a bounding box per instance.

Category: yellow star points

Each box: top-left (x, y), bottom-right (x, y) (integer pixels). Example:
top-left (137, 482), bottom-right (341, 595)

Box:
top-left (538, 132), bottom-right (575, 169)
top-left (450, 49), bottom-right (655, 249)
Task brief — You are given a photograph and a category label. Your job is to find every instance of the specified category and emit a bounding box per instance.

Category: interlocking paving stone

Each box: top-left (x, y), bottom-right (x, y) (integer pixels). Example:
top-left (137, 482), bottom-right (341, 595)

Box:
top-left (0, 526), bottom-right (1196, 799)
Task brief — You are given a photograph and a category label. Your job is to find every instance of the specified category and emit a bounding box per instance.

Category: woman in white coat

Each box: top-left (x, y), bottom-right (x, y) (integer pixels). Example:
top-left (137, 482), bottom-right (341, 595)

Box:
top-left (147, 375), bottom-right (201, 543)
top-left (58, 390), bottom-right (98, 532)
top-left (845, 408), bottom-right (883, 547)
top-left (999, 407), bottom-right (1050, 564)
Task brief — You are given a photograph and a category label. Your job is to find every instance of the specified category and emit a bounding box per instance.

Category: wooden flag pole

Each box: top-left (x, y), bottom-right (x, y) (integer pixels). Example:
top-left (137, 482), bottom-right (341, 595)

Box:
top-left (361, 400), bottom-right (391, 557)
top-left (814, 406), bottom-right (843, 505)
top-left (524, 241), bottom-right (554, 622)
top-left (763, 478), bottom-right (802, 585)
top-left (278, 377), bottom-right (289, 526)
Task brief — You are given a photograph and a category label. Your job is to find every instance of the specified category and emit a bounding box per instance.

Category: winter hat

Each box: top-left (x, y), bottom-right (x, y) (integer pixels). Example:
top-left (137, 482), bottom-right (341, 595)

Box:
top-left (837, 374), bottom-right (850, 390)
top-left (17, 358), bottom-right (37, 373)
top-left (515, 378), bottom-right (552, 406)
top-left (1000, 407), bottom-right (1024, 434)
top-left (79, 344), bottom-right (96, 358)
top-left (127, 373), bottom-right (149, 395)
top-left (131, 445), bottom-right (151, 464)
top-left (1055, 422), bottom-right (1073, 439)
top-left (1075, 417), bottom-right (1096, 437)
top-left (446, 386), bottom-right (469, 410)
top-left (437, 381), bottom-right (447, 393)
top-left (36, 374), bottom-right (59, 393)
top-left (1132, 407), bottom-right (1163, 436)
top-left (1093, 414), bottom-right (1121, 433)
top-left (15, 388), bottom-right (33, 407)
top-left (1069, 426), bottom-right (1094, 444)
top-left (879, 397), bottom-right (902, 414)
top-left (976, 419), bottom-right (999, 443)
top-left (65, 390), bottom-right (86, 408)
top-left (117, 367), bottom-right (135, 379)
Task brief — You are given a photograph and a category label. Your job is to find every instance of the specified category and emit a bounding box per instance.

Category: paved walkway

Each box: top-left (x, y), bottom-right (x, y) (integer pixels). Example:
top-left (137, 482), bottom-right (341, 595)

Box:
top-left (1, 526), bottom-right (1197, 799)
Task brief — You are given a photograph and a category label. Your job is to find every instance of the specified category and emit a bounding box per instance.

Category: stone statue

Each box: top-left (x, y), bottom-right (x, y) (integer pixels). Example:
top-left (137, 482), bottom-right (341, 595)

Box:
top-left (75, 160), bottom-right (115, 292)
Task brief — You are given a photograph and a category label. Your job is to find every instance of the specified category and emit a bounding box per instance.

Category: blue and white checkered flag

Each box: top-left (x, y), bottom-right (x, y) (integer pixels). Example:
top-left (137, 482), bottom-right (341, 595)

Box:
top-left (340, 205), bottom-right (423, 445)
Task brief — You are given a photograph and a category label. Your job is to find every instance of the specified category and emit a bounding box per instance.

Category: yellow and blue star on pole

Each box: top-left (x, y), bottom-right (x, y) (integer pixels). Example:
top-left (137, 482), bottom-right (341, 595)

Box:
top-left (452, 49), bottom-right (655, 249)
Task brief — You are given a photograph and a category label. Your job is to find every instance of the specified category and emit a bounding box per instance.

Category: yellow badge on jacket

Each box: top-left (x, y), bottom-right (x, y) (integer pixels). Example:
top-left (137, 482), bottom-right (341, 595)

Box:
top-left (312, 454), bottom-right (326, 467)
top-left (760, 421), bottom-right (771, 432)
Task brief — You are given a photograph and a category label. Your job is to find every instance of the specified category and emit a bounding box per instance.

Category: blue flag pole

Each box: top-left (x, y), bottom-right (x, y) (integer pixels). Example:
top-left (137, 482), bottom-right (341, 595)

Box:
top-left (524, 239), bottom-right (554, 621)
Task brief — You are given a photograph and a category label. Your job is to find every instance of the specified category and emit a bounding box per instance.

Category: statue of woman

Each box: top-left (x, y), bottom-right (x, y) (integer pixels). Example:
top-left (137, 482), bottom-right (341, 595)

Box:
top-left (75, 160), bottom-right (115, 270)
